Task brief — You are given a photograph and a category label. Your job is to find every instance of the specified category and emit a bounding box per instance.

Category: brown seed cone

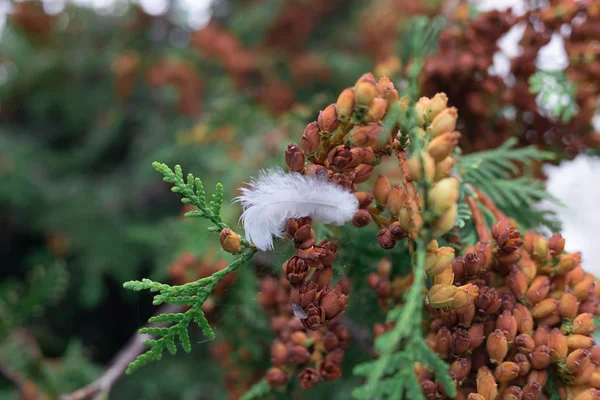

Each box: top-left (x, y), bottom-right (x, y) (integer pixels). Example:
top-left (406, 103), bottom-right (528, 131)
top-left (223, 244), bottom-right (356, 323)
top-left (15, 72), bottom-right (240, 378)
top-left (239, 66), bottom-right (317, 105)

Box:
top-left (559, 292), bottom-right (580, 319)
top-left (352, 209), bottom-right (372, 228)
top-left (377, 228), bottom-right (396, 250)
top-left (265, 367), bottom-right (288, 387)
top-left (566, 348), bottom-right (591, 374)
top-left (573, 313), bottom-right (595, 335)
top-left (515, 334), bottom-right (536, 354)
top-left (514, 352), bottom-right (531, 377)
top-left (476, 366), bottom-right (498, 400)
top-left (373, 174), bottom-right (391, 205)
top-left (487, 329), bottom-right (508, 363)
top-left (567, 334), bottom-right (596, 350)
top-left (521, 381), bottom-right (541, 400)
top-left (283, 256), bottom-right (309, 287)
top-left (496, 310), bottom-right (518, 343)
top-left (318, 103), bottom-right (340, 134)
top-left (285, 143), bottom-right (305, 172)
top-left (513, 304), bottom-right (534, 335)
top-left (494, 361), bottom-right (520, 383)
top-left (298, 367), bottom-right (321, 389)
top-left (220, 228), bottom-right (241, 254)
top-left (319, 359), bottom-right (342, 381)
top-left (530, 344), bottom-right (551, 369)
top-left (301, 121), bottom-right (321, 154)
top-left (525, 276), bottom-right (551, 304)
top-left (336, 88), bottom-right (354, 121)
top-left (548, 328), bottom-right (568, 361)
top-left (288, 344), bottom-right (311, 364)
top-left (449, 357), bottom-right (472, 383)
top-left (501, 385), bottom-right (523, 400)
top-left (320, 286), bottom-right (348, 320)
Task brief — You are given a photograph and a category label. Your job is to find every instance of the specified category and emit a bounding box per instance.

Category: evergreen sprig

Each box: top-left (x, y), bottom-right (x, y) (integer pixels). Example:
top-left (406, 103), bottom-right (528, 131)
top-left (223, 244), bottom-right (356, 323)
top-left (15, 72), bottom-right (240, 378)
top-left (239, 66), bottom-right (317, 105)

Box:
top-left (352, 241), bottom-right (456, 400)
top-left (529, 69), bottom-right (577, 123)
top-left (123, 163), bottom-right (257, 374)
top-left (240, 379), bottom-right (272, 400)
top-left (0, 263), bottom-right (69, 340)
top-left (457, 138), bottom-right (560, 231)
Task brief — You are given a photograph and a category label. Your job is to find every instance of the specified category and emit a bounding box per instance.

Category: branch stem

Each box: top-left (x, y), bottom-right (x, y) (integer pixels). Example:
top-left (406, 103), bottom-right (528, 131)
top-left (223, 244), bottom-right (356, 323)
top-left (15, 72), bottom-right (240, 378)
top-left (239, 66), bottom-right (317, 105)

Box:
top-left (466, 195), bottom-right (491, 242)
top-left (59, 303), bottom-right (182, 400)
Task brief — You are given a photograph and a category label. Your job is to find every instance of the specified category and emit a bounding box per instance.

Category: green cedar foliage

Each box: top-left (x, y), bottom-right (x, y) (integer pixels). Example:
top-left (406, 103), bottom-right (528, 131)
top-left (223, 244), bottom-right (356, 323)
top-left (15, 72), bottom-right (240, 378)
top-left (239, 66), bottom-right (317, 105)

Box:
top-left (529, 70), bottom-right (577, 124)
top-left (0, 263), bottom-right (68, 341)
top-left (123, 163), bottom-right (258, 373)
top-left (456, 137), bottom-right (561, 231)
top-left (352, 241), bottom-right (455, 400)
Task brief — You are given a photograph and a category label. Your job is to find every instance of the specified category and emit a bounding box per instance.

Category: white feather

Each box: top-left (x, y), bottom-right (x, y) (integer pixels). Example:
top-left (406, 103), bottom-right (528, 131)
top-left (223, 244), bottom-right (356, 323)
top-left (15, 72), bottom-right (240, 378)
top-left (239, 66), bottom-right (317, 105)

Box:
top-left (236, 168), bottom-right (359, 251)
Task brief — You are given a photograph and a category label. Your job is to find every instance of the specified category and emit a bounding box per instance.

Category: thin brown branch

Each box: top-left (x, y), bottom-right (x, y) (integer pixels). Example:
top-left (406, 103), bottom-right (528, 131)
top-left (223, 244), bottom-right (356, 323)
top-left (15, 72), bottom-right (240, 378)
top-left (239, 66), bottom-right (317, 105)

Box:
top-left (466, 195), bottom-right (491, 243)
top-left (395, 147), bottom-right (412, 188)
top-left (341, 316), bottom-right (374, 355)
top-left (59, 303), bottom-right (182, 400)
top-left (0, 359), bottom-right (26, 388)
top-left (474, 188), bottom-right (507, 221)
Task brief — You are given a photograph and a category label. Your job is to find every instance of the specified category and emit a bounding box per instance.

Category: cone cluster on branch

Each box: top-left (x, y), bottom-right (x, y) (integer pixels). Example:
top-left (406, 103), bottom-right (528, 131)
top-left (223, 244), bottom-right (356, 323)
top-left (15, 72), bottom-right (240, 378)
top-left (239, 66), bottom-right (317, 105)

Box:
top-left (421, 0), bottom-right (600, 155)
top-left (369, 218), bottom-right (600, 399)
top-left (356, 92), bottom-right (461, 249)
top-left (268, 74), bottom-right (465, 392)
top-left (258, 220), bottom-right (351, 389)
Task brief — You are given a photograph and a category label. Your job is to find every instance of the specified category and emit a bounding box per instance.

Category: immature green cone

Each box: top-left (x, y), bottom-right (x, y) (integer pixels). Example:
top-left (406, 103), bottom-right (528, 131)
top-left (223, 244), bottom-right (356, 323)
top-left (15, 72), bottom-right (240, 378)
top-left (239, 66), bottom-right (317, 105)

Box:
top-left (433, 267), bottom-right (454, 286)
top-left (336, 88), bottom-right (355, 121)
top-left (434, 156), bottom-right (456, 181)
top-left (354, 73), bottom-right (377, 106)
top-left (407, 151), bottom-right (435, 182)
top-left (428, 177), bottom-right (459, 215)
top-left (429, 107), bottom-right (458, 137)
top-left (426, 246), bottom-right (455, 277)
top-left (426, 92), bottom-right (449, 122)
top-left (414, 97), bottom-right (431, 125)
top-left (366, 97), bottom-right (387, 122)
top-left (427, 131), bottom-right (460, 162)
top-left (431, 203), bottom-right (458, 238)
top-left (427, 284), bottom-right (457, 309)
top-left (348, 123), bottom-right (381, 147)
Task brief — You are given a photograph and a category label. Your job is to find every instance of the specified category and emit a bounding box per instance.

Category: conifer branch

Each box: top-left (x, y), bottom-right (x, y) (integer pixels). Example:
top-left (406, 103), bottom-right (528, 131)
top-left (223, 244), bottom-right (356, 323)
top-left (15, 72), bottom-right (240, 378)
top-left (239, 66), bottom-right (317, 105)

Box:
top-left (122, 163), bottom-right (258, 374)
top-left (123, 247), bottom-right (256, 374)
top-left (529, 69), bottom-right (577, 123)
top-left (456, 138), bottom-right (560, 231)
top-left (0, 358), bottom-right (27, 393)
top-left (352, 240), bottom-right (456, 400)
top-left (466, 195), bottom-right (491, 243)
